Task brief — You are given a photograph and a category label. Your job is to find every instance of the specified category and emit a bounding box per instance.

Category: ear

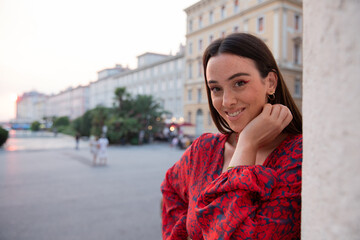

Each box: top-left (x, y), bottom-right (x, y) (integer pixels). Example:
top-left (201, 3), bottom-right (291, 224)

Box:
top-left (266, 71), bottom-right (278, 94)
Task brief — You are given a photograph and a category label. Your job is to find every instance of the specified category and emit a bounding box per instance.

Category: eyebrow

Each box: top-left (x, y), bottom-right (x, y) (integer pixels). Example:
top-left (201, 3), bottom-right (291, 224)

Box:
top-left (208, 72), bottom-right (250, 84)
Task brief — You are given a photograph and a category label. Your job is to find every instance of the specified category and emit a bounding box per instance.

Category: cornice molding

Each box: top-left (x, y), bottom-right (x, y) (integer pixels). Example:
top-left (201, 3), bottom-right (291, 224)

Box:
top-left (186, 0), bottom-right (303, 38)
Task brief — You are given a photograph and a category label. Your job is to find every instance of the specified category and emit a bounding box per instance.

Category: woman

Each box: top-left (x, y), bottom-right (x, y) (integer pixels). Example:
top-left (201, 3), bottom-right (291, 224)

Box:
top-left (97, 134), bottom-right (109, 165)
top-left (89, 135), bottom-right (98, 165)
top-left (161, 33), bottom-right (302, 239)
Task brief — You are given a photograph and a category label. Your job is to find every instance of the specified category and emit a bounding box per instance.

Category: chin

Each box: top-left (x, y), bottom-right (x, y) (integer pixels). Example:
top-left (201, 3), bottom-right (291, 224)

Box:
top-left (226, 118), bottom-right (249, 133)
top-left (228, 124), bottom-right (244, 134)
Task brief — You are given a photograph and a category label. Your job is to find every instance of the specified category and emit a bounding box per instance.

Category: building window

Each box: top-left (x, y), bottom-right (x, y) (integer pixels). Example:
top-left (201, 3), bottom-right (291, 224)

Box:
top-left (208, 111), bottom-right (212, 125)
top-left (198, 61), bottom-right (202, 77)
top-left (188, 63), bottom-right (193, 79)
top-left (233, 26), bottom-right (239, 32)
top-left (188, 111), bottom-right (192, 123)
top-left (209, 34), bottom-right (214, 43)
top-left (169, 79), bottom-right (174, 89)
top-left (199, 15), bottom-right (203, 28)
top-left (197, 89), bottom-right (202, 103)
top-left (189, 42), bottom-right (193, 54)
top-left (209, 10), bottom-right (214, 24)
top-left (221, 31), bottom-right (226, 38)
top-left (244, 19), bottom-right (249, 32)
top-left (195, 109), bottom-right (204, 136)
top-left (257, 16), bottom-right (264, 33)
top-left (295, 14), bottom-right (301, 31)
top-left (169, 62), bottom-right (174, 72)
top-left (234, 0), bottom-right (239, 14)
top-left (294, 77), bottom-right (301, 97)
top-left (177, 59), bottom-right (182, 69)
top-left (221, 5), bottom-right (226, 19)
top-left (189, 20), bottom-right (193, 32)
top-left (188, 89), bottom-right (192, 101)
top-left (198, 39), bottom-right (203, 51)
top-left (294, 43), bottom-right (301, 64)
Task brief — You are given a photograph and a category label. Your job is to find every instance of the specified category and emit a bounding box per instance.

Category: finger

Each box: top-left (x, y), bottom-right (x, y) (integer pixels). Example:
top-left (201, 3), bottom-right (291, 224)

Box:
top-left (278, 105), bottom-right (289, 121)
top-left (261, 103), bottom-right (272, 116)
top-left (270, 104), bottom-right (281, 118)
top-left (280, 107), bottom-right (293, 129)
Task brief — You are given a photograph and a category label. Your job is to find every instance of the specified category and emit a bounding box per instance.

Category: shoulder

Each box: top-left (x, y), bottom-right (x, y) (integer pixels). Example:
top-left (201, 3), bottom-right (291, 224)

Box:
top-left (175, 133), bottom-right (226, 168)
top-left (191, 132), bottom-right (227, 150)
top-left (267, 134), bottom-right (302, 170)
top-left (275, 134), bottom-right (302, 169)
top-left (283, 134), bottom-right (302, 155)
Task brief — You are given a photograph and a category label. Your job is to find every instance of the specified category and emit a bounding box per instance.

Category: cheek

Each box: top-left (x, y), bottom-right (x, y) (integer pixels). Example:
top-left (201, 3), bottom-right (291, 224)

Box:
top-left (211, 96), bottom-right (222, 112)
top-left (247, 87), bottom-right (267, 105)
top-left (247, 92), bottom-right (267, 115)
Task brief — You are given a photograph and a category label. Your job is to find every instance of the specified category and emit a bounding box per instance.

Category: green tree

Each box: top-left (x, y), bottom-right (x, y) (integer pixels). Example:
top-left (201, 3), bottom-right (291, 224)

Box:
top-left (31, 121), bottom-right (41, 131)
top-left (72, 110), bottom-right (92, 137)
top-left (0, 126), bottom-right (9, 147)
top-left (131, 94), bottom-right (165, 131)
top-left (64, 87), bottom-right (166, 145)
top-left (114, 87), bottom-right (130, 111)
top-left (109, 87), bottom-right (166, 144)
top-left (106, 116), bottom-right (140, 144)
top-left (53, 116), bottom-right (70, 127)
top-left (91, 106), bottom-right (111, 137)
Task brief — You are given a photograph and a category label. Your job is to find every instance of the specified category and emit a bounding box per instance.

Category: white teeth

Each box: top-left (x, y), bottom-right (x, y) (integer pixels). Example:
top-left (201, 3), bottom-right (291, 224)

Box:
top-left (227, 109), bottom-right (243, 117)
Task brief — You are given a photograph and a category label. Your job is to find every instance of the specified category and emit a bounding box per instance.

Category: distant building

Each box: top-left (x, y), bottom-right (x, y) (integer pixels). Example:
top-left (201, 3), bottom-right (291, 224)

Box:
top-left (16, 91), bottom-right (47, 123)
top-left (89, 64), bottom-right (130, 109)
top-left (17, 47), bottom-right (185, 125)
top-left (184, 0), bottom-right (303, 135)
top-left (46, 85), bottom-right (90, 120)
top-left (89, 47), bottom-right (185, 122)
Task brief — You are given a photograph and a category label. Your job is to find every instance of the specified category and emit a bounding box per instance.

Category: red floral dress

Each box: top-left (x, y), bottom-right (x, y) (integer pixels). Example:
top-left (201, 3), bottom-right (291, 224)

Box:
top-left (161, 133), bottom-right (302, 240)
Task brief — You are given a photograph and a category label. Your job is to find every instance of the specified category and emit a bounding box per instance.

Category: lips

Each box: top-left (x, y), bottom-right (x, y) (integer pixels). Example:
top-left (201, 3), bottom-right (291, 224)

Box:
top-left (225, 108), bottom-right (245, 118)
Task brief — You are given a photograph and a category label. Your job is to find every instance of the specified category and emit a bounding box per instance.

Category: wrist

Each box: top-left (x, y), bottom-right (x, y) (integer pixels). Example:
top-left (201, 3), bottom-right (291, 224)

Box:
top-left (229, 143), bottom-right (257, 166)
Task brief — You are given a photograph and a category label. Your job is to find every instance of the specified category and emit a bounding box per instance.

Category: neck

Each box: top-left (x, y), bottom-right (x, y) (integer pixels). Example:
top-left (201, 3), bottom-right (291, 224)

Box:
top-left (228, 132), bottom-right (239, 147)
top-left (228, 132), bottom-right (288, 150)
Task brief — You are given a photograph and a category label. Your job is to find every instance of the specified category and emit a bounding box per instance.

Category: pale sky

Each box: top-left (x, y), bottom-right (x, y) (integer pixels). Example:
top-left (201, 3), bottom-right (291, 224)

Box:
top-left (0, 0), bottom-right (199, 122)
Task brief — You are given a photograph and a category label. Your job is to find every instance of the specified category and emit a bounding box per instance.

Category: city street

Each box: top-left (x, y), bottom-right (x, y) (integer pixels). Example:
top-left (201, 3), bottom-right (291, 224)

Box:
top-left (0, 131), bottom-right (184, 240)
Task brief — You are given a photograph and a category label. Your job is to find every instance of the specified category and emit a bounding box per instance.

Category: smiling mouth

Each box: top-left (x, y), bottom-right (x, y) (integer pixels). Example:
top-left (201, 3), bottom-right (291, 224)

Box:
top-left (226, 108), bottom-right (245, 117)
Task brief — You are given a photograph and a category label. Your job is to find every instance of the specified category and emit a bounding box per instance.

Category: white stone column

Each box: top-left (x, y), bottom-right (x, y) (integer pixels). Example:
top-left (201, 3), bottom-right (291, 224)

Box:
top-left (302, 0), bottom-right (360, 239)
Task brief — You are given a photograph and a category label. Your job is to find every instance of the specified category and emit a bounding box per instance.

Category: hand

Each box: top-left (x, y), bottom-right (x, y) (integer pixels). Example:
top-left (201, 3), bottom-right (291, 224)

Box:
top-left (229, 104), bottom-right (293, 166)
top-left (239, 104), bottom-right (293, 149)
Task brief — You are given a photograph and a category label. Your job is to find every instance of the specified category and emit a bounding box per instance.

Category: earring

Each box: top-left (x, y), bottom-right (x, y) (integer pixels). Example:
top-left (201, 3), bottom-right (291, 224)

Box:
top-left (268, 92), bottom-right (276, 101)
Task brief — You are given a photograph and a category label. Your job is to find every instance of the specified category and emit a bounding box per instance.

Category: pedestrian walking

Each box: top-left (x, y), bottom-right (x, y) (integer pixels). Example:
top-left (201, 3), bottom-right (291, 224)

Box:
top-left (97, 134), bottom-right (109, 165)
top-left (161, 33), bottom-right (302, 239)
top-left (170, 136), bottom-right (178, 148)
top-left (89, 135), bottom-right (98, 165)
top-left (75, 132), bottom-right (80, 150)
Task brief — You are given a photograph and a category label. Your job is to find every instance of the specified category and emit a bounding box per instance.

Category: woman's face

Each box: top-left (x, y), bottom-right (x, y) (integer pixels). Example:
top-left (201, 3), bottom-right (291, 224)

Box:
top-left (206, 53), bottom-right (276, 133)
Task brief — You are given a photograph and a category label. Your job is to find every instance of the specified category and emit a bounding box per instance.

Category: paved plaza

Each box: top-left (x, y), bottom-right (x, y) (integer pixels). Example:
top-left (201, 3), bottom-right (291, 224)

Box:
top-left (0, 131), bottom-right (185, 240)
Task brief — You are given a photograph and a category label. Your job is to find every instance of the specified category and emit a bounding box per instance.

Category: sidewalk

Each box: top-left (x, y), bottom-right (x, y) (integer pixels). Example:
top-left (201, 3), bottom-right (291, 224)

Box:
top-left (3, 130), bottom-right (85, 152)
top-left (0, 131), bottom-right (184, 240)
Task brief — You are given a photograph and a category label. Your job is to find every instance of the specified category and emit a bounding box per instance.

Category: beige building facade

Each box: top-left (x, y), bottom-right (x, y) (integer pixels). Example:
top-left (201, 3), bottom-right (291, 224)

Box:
top-left (16, 91), bottom-right (47, 123)
top-left (45, 85), bottom-right (89, 120)
top-left (184, 0), bottom-right (303, 135)
top-left (88, 49), bottom-right (185, 123)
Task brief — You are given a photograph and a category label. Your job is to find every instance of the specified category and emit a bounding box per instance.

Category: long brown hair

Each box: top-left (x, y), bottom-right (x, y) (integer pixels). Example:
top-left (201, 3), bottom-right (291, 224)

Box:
top-left (203, 33), bottom-right (302, 135)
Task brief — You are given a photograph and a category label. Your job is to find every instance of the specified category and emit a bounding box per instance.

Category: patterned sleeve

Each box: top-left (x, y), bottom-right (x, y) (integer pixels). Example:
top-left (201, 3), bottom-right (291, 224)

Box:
top-left (161, 144), bottom-right (192, 239)
top-left (195, 137), bottom-right (302, 240)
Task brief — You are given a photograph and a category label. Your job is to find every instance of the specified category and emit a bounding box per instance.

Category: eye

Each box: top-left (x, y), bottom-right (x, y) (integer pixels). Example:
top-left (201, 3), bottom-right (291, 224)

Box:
top-left (235, 80), bottom-right (248, 87)
top-left (210, 86), bottom-right (221, 93)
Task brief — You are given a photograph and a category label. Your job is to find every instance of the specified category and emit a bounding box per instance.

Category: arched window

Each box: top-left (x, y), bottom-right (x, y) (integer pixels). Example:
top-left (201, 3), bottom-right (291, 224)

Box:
top-left (196, 109), bottom-right (204, 137)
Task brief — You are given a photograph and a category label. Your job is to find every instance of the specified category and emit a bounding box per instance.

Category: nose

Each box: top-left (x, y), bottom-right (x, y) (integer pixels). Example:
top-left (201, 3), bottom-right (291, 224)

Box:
top-left (222, 89), bottom-right (237, 108)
